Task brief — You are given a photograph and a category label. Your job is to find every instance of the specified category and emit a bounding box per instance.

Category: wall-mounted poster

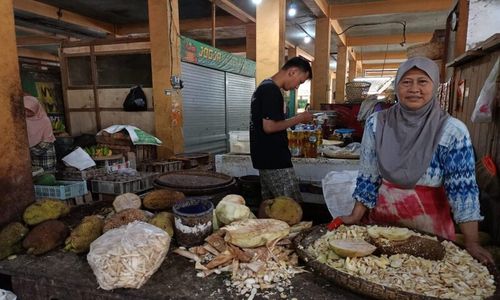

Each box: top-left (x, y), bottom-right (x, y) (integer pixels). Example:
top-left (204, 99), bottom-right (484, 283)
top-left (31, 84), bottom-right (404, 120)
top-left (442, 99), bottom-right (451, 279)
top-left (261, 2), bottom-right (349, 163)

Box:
top-left (35, 82), bottom-right (59, 114)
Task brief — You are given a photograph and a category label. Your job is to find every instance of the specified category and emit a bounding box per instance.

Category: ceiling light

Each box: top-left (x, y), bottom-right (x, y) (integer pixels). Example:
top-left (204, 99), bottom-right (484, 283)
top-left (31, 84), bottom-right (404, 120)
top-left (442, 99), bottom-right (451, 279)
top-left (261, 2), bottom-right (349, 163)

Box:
top-left (252, 0), bottom-right (262, 4)
top-left (303, 36), bottom-right (311, 44)
top-left (288, 2), bottom-right (297, 17)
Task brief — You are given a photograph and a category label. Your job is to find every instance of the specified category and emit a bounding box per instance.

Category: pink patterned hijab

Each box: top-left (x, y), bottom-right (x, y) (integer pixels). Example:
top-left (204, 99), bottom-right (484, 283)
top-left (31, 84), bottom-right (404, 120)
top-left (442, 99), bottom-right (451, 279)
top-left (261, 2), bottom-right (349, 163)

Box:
top-left (23, 95), bottom-right (55, 148)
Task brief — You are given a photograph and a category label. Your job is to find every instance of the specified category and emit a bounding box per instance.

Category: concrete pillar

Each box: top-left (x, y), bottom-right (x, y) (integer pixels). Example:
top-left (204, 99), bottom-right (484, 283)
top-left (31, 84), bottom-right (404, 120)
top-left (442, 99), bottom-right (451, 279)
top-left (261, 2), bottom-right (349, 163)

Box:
top-left (256, 0), bottom-right (285, 84)
top-left (311, 17), bottom-right (331, 110)
top-left (245, 23), bottom-right (256, 61)
top-left (148, 0), bottom-right (184, 158)
top-left (0, 0), bottom-right (35, 226)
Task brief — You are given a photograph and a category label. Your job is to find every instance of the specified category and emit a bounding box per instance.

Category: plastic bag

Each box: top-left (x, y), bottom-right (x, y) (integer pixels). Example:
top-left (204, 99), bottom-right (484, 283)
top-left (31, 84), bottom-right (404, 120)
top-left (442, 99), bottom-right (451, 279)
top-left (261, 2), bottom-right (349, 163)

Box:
top-left (123, 85), bottom-right (147, 111)
top-left (322, 170), bottom-right (358, 218)
top-left (471, 58), bottom-right (499, 123)
top-left (87, 221), bottom-right (170, 290)
top-left (0, 289), bottom-right (16, 300)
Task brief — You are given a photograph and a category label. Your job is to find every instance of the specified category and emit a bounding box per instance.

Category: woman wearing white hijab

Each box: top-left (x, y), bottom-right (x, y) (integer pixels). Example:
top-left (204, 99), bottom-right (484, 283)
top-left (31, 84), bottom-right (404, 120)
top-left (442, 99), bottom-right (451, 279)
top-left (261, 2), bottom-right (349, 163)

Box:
top-left (24, 95), bottom-right (56, 173)
top-left (341, 57), bottom-right (493, 264)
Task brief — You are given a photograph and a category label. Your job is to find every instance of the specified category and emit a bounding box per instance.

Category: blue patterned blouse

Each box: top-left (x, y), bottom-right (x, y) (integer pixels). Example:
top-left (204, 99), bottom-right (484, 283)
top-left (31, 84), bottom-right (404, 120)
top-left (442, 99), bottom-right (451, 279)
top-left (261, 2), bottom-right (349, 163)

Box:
top-left (352, 113), bottom-right (483, 223)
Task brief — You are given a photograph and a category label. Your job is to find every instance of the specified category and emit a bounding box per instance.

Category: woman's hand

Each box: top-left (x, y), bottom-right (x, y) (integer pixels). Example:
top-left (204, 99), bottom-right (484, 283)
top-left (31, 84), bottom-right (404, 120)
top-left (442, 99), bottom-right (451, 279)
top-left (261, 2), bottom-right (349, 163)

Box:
top-left (340, 201), bottom-right (367, 225)
top-left (465, 241), bottom-right (494, 265)
top-left (459, 221), bottom-right (495, 265)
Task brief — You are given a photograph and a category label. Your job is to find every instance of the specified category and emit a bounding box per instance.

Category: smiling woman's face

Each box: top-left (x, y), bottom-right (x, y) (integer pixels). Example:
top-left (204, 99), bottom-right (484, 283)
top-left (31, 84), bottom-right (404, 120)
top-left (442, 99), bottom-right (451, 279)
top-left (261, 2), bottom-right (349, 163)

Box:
top-left (397, 67), bottom-right (434, 110)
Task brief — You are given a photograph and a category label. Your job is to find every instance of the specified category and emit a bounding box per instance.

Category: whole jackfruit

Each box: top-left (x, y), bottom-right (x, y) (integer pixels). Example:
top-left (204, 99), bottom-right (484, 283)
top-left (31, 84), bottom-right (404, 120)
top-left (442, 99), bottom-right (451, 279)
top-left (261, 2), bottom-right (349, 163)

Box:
top-left (149, 212), bottom-right (174, 237)
top-left (23, 220), bottom-right (69, 255)
top-left (64, 215), bottom-right (104, 253)
top-left (103, 208), bottom-right (146, 232)
top-left (143, 189), bottom-right (185, 210)
top-left (261, 196), bottom-right (303, 226)
top-left (0, 222), bottom-right (29, 260)
top-left (23, 199), bottom-right (70, 226)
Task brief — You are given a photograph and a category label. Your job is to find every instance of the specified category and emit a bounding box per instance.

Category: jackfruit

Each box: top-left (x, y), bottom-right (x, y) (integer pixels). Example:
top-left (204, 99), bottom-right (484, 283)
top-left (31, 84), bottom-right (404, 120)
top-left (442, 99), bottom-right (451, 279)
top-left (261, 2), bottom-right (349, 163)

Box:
top-left (103, 208), bottom-right (146, 232)
top-left (261, 196), bottom-right (303, 226)
top-left (329, 239), bottom-right (377, 258)
top-left (149, 212), bottom-right (174, 237)
top-left (64, 215), bottom-right (104, 253)
top-left (23, 199), bottom-right (70, 226)
top-left (113, 193), bottom-right (142, 212)
top-left (0, 222), bottom-right (29, 260)
top-left (23, 220), bottom-right (69, 255)
top-left (215, 197), bottom-right (250, 225)
top-left (143, 189), bottom-right (185, 210)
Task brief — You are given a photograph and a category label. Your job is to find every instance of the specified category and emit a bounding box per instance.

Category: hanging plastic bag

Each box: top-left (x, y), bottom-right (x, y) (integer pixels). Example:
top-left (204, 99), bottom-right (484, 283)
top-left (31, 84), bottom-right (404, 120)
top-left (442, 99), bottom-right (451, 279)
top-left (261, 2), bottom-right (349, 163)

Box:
top-left (0, 289), bottom-right (16, 300)
top-left (123, 85), bottom-right (147, 112)
top-left (322, 170), bottom-right (358, 218)
top-left (476, 155), bottom-right (500, 199)
top-left (471, 58), bottom-right (499, 123)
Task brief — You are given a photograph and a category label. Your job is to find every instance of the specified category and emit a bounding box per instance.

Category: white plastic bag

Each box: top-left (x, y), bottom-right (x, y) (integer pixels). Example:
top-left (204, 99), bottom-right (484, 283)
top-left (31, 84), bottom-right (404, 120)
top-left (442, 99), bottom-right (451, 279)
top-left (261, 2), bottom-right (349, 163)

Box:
top-left (322, 171), bottom-right (358, 218)
top-left (0, 289), bottom-right (16, 300)
top-left (472, 58), bottom-right (499, 123)
top-left (87, 221), bottom-right (170, 290)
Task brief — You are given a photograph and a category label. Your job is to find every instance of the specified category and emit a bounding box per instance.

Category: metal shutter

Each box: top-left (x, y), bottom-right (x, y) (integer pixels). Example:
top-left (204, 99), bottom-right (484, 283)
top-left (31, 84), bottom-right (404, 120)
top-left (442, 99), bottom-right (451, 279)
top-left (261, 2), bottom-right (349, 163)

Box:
top-left (225, 72), bottom-right (255, 132)
top-left (181, 62), bottom-right (227, 153)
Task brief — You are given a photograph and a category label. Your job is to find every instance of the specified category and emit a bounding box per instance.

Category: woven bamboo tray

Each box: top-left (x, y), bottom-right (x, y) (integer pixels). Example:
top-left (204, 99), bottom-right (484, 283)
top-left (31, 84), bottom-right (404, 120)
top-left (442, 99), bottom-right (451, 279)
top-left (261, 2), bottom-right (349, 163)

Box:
top-left (293, 225), bottom-right (499, 300)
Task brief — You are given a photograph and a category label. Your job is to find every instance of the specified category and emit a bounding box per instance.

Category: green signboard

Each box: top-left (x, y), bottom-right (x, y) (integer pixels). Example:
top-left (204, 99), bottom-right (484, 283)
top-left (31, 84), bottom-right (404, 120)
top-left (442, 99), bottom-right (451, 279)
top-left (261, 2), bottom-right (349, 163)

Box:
top-left (180, 36), bottom-right (255, 77)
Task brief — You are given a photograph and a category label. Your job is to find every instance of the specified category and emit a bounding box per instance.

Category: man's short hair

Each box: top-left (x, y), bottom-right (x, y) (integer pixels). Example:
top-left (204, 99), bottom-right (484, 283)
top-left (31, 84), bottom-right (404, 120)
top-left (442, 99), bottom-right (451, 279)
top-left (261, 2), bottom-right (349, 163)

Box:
top-left (282, 56), bottom-right (313, 79)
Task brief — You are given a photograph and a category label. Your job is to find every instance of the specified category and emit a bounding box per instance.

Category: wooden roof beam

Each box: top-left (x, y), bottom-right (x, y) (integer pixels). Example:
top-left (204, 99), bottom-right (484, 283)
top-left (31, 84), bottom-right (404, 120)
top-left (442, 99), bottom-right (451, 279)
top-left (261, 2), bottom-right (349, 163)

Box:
top-left (347, 32), bottom-right (433, 46)
top-left (363, 63), bottom-right (401, 69)
top-left (17, 48), bottom-right (59, 61)
top-left (212, 0), bottom-right (255, 23)
top-left (16, 36), bottom-right (63, 46)
top-left (14, 0), bottom-right (114, 35)
top-left (359, 51), bottom-right (407, 60)
top-left (330, 0), bottom-right (453, 19)
top-left (299, 0), bottom-right (347, 46)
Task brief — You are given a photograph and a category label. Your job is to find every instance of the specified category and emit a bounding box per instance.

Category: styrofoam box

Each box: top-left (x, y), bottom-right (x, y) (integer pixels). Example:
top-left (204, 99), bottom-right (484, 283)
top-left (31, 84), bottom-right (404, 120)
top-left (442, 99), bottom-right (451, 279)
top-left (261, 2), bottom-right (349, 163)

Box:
top-left (229, 131), bottom-right (250, 154)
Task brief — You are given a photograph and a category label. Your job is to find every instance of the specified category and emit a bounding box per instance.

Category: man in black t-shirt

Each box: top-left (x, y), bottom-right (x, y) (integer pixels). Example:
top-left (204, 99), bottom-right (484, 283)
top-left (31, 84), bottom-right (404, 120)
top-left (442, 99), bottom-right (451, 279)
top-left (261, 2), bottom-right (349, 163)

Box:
top-left (249, 57), bottom-right (313, 202)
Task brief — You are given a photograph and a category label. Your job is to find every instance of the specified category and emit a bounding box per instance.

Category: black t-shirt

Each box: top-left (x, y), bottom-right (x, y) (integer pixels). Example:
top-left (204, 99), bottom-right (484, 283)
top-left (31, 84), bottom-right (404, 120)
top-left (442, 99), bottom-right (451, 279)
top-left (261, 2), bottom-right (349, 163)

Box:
top-left (249, 79), bottom-right (292, 169)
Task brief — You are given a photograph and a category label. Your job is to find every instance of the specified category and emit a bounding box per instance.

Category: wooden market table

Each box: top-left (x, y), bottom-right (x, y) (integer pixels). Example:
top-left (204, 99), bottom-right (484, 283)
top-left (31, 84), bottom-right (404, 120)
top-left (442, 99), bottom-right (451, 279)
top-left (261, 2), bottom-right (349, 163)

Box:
top-left (0, 250), bottom-right (366, 300)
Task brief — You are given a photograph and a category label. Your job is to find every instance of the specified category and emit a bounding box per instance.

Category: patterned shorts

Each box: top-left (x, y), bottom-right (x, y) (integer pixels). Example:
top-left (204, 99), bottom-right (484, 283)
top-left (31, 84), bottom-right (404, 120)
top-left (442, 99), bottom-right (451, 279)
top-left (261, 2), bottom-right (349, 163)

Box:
top-left (258, 168), bottom-right (303, 202)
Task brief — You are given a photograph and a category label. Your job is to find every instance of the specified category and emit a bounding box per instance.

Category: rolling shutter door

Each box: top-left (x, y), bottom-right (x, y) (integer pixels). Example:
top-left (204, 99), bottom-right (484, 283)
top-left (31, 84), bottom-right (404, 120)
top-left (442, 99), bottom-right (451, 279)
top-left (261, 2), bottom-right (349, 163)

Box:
top-left (225, 72), bottom-right (255, 132)
top-left (181, 62), bottom-right (227, 153)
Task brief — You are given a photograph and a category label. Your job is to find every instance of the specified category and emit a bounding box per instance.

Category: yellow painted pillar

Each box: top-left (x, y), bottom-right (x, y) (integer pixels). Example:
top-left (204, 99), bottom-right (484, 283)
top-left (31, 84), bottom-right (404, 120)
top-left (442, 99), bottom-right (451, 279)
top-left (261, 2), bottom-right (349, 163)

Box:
top-left (356, 60), bottom-right (363, 77)
top-left (335, 45), bottom-right (348, 103)
top-left (311, 17), bottom-right (331, 110)
top-left (148, 0), bottom-right (184, 158)
top-left (256, 0), bottom-right (285, 84)
top-left (0, 0), bottom-right (35, 226)
top-left (245, 23), bottom-right (256, 61)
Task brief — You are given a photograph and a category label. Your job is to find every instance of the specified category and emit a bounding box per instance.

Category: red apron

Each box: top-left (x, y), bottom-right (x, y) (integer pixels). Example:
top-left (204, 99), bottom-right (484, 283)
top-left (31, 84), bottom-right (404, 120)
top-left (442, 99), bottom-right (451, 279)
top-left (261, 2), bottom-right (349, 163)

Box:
top-left (366, 180), bottom-right (456, 240)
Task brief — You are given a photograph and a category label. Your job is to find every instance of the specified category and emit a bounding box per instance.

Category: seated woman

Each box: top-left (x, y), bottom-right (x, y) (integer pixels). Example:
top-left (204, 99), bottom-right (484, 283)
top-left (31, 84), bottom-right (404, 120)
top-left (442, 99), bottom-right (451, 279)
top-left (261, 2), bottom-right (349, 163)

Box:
top-left (24, 95), bottom-right (56, 174)
top-left (341, 57), bottom-right (493, 264)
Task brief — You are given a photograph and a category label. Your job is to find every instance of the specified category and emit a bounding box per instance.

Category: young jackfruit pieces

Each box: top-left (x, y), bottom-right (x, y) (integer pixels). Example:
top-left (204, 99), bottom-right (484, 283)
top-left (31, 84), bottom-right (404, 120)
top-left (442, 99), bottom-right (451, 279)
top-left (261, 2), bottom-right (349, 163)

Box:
top-left (23, 199), bottom-right (70, 226)
top-left (0, 222), bottom-right (29, 260)
top-left (149, 212), bottom-right (174, 237)
top-left (329, 239), bottom-right (377, 258)
top-left (261, 196), bottom-right (303, 226)
top-left (23, 220), bottom-right (69, 255)
top-left (64, 215), bottom-right (104, 253)
top-left (102, 208), bottom-right (147, 233)
top-left (143, 189), bottom-right (185, 210)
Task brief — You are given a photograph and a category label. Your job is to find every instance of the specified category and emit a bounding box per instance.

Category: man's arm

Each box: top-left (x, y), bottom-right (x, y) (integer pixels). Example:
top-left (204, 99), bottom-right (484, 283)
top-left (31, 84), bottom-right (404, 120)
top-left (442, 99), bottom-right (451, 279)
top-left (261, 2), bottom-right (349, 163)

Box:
top-left (262, 111), bottom-right (313, 134)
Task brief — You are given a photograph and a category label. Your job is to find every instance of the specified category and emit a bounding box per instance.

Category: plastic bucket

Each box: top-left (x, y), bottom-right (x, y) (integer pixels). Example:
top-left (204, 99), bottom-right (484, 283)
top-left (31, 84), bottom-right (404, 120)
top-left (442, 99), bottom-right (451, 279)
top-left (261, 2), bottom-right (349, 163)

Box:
top-left (173, 197), bottom-right (213, 247)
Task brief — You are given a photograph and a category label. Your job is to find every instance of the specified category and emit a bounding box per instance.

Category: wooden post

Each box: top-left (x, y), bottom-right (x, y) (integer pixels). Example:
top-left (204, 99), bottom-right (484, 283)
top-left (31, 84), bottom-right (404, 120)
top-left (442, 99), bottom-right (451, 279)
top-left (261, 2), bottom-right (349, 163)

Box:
top-left (245, 23), bottom-right (256, 61)
top-left (335, 45), bottom-right (348, 103)
top-left (311, 17), bottom-right (331, 110)
top-left (454, 0), bottom-right (468, 58)
top-left (348, 57), bottom-right (357, 82)
top-left (256, 0), bottom-right (285, 84)
top-left (148, 0), bottom-right (184, 158)
top-left (0, 0), bottom-right (35, 226)
top-left (90, 45), bottom-right (102, 131)
top-left (211, 1), bottom-right (216, 47)
top-left (356, 60), bottom-right (363, 78)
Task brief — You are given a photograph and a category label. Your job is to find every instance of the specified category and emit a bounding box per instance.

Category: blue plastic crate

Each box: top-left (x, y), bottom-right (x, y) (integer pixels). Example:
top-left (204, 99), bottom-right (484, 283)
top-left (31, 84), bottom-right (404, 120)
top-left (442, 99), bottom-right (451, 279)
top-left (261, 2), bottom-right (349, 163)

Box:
top-left (34, 180), bottom-right (88, 200)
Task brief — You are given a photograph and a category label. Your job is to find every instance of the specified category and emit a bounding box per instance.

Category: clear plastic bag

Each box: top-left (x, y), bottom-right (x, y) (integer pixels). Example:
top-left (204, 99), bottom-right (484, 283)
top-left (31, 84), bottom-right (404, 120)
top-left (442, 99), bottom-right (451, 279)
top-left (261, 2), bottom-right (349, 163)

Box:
top-left (0, 289), bottom-right (16, 300)
top-left (322, 170), bottom-right (358, 218)
top-left (471, 58), bottom-right (499, 123)
top-left (87, 221), bottom-right (170, 290)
